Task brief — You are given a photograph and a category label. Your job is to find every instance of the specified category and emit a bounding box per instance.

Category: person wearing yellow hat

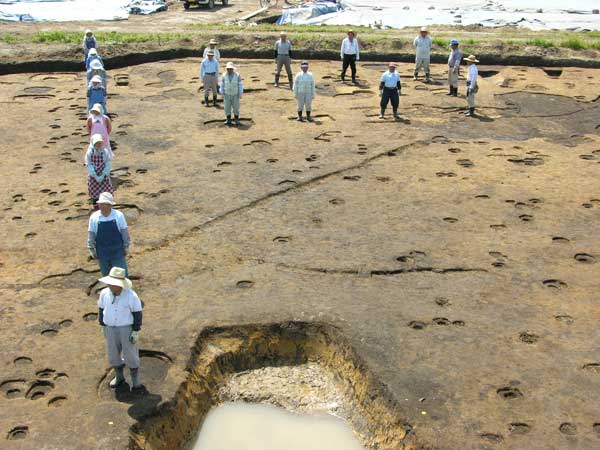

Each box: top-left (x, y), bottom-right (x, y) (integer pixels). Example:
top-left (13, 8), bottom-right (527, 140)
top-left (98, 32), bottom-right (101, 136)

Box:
top-left (220, 62), bottom-right (244, 126)
top-left (203, 38), bottom-right (220, 61)
top-left (464, 55), bottom-right (479, 117)
top-left (83, 29), bottom-right (97, 62)
top-left (413, 27), bottom-right (432, 82)
top-left (274, 31), bottom-right (293, 89)
top-left (97, 266), bottom-right (143, 392)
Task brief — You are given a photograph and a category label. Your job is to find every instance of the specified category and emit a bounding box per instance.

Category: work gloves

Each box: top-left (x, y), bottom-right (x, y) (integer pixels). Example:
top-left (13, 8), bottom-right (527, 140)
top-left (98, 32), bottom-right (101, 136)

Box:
top-left (89, 248), bottom-right (97, 259)
top-left (129, 330), bottom-right (139, 344)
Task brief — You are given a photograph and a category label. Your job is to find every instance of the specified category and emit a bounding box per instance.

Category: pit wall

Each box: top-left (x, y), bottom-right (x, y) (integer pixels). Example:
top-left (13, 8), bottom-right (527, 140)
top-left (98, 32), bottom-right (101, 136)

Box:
top-left (129, 322), bottom-right (423, 450)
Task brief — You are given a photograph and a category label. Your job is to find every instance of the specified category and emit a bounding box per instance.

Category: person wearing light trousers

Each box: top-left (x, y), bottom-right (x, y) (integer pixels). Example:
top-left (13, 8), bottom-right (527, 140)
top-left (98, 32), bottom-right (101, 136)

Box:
top-left (293, 61), bottom-right (315, 122)
top-left (447, 39), bottom-right (463, 96)
top-left (464, 55), bottom-right (479, 117)
top-left (220, 62), bottom-right (244, 127)
top-left (274, 31), bottom-right (293, 89)
top-left (413, 27), bottom-right (432, 82)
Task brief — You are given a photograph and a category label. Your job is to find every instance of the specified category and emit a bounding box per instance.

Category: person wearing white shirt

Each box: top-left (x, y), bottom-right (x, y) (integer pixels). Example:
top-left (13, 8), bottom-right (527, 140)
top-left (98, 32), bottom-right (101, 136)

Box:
top-left (293, 61), bottom-right (316, 122)
top-left (379, 62), bottom-right (401, 119)
top-left (340, 30), bottom-right (360, 84)
top-left (88, 192), bottom-right (130, 276)
top-left (274, 31), bottom-right (293, 89)
top-left (97, 267), bottom-right (144, 391)
top-left (464, 55), bottom-right (479, 117)
top-left (413, 27), bottom-right (432, 82)
top-left (203, 39), bottom-right (220, 61)
top-left (200, 50), bottom-right (220, 107)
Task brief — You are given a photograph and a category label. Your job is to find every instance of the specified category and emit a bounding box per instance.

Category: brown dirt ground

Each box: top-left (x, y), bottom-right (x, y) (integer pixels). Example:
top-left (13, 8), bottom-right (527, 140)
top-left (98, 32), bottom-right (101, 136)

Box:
top-left (0, 59), bottom-right (599, 449)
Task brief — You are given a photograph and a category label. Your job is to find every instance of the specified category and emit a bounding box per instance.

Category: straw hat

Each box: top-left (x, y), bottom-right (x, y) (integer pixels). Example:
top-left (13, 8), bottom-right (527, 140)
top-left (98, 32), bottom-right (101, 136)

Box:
top-left (209, 38), bottom-right (218, 45)
top-left (90, 104), bottom-right (103, 114)
top-left (91, 133), bottom-right (104, 145)
top-left (88, 48), bottom-right (98, 56)
top-left (347, 29), bottom-right (355, 35)
top-left (300, 60), bottom-right (309, 67)
top-left (225, 61), bottom-right (236, 70)
top-left (90, 59), bottom-right (103, 70)
top-left (91, 75), bottom-right (102, 83)
top-left (207, 50), bottom-right (215, 56)
top-left (388, 61), bottom-right (397, 67)
top-left (99, 267), bottom-right (132, 290)
top-left (420, 26), bottom-right (429, 32)
top-left (464, 54), bottom-right (479, 63)
top-left (97, 191), bottom-right (115, 205)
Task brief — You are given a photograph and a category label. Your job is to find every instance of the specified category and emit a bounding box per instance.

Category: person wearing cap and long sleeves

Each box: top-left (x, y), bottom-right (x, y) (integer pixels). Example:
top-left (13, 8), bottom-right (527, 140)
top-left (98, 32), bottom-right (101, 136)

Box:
top-left (97, 267), bottom-right (143, 391)
top-left (203, 39), bottom-right (221, 62)
top-left (413, 27), bottom-right (432, 82)
top-left (87, 59), bottom-right (107, 90)
top-left (200, 50), bottom-right (220, 107)
top-left (88, 192), bottom-right (130, 276)
top-left (83, 30), bottom-right (97, 62)
top-left (87, 75), bottom-right (107, 114)
top-left (379, 62), bottom-right (401, 119)
top-left (86, 135), bottom-right (114, 207)
top-left (86, 103), bottom-right (113, 161)
top-left (464, 55), bottom-right (479, 117)
top-left (293, 61), bottom-right (315, 122)
top-left (447, 39), bottom-right (463, 97)
top-left (274, 32), bottom-right (293, 89)
top-left (220, 62), bottom-right (243, 127)
top-left (86, 48), bottom-right (103, 71)
top-left (340, 30), bottom-right (360, 84)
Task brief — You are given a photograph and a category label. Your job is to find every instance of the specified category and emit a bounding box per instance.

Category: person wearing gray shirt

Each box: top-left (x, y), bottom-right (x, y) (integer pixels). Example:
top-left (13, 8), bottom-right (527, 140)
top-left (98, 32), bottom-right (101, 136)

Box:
top-left (447, 39), bottom-right (463, 97)
top-left (274, 32), bottom-right (293, 89)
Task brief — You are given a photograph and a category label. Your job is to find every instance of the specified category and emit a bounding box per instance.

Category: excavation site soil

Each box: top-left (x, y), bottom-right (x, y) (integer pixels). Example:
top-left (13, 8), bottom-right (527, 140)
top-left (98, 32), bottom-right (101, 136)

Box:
top-left (1, 55), bottom-right (599, 450)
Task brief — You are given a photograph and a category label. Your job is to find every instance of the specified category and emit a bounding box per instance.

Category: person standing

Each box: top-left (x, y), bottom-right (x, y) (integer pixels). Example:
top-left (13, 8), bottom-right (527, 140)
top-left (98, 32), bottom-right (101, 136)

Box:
top-left (98, 267), bottom-right (143, 392)
top-left (379, 62), bottom-right (401, 119)
top-left (87, 59), bottom-right (107, 89)
top-left (83, 29), bottom-right (97, 62)
top-left (447, 39), bottom-right (462, 96)
top-left (293, 61), bottom-right (315, 122)
top-left (203, 38), bottom-right (221, 61)
top-left (340, 30), bottom-right (360, 84)
top-left (274, 31), bottom-right (293, 89)
top-left (86, 104), bottom-right (114, 161)
top-left (413, 27), bottom-right (432, 82)
top-left (86, 135), bottom-right (113, 207)
top-left (220, 62), bottom-right (243, 127)
top-left (88, 192), bottom-right (130, 276)
top-left (87, 75), bottom-right (107, 114)
top-left (464, 55), bottom-right (479, 117)
top-left (86, 48), bottom-right (103, 71)
top-left (200, 50), bottom-right (220, 107)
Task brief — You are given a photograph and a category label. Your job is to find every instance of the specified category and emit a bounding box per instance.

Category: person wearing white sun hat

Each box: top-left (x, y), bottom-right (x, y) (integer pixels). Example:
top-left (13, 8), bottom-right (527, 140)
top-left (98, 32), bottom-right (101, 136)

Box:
top-left (86, 47), bottom-right (103, 71)
top-left (220, 62), bottom-right (244, 126)
top-left (464, 54), bottom-right (480, 117)
top-left (87, 74), bottom-right (107, 114)
top-left (413, 26), bottom-right (432, 82)
top-left (97, 266), bottom-right (144, 391)
top-left (87, 58), bottom-right (107, 89)
top-left (83, 29), bottom-right (97, 62)
top-left (85, 136), bottom-right (113, 207)
top-left (86, 103), bottom-right (113, 161)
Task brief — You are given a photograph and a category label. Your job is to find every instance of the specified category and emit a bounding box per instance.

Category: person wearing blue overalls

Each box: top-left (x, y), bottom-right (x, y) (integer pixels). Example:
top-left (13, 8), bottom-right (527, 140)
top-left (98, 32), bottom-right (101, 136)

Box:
top-left (87, 75), bottom-right (107, 114)
top-left (87, 192), bottom-right (130, 276)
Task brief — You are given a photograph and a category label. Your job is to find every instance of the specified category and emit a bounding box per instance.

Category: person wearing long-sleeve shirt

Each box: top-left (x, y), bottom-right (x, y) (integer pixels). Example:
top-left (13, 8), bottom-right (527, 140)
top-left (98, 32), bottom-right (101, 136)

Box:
top-left (379, 62), bottom-right (401, 119)
top-left (220, 62), bottom-right (244, 126)
top-left (88, 191), bottom-right (130, 276)
top-left (340, 30), bottom-right (360, 84)
top-left (203, 39), bottom-right (221, 61)
top-left (83, 30), bottom-right (97, 62)
top-left (293, 61), bottom-right (316, 122)
top-left (87, 76), bottom-right (107, 114)
top-left (97, 267), bottom-right (143, 391)
top-left (447, 40), bottom-right (463, 96)
top-left (274, 32), bottom-right (293, 89)
top-left (413, 27), bottom-right (432, 82)
top-left (464, 55), bottom-right (479, 117)
top-left (200, 52), bottom-right (220, 107)
top-left (85, 48), bottom-right (103, 71)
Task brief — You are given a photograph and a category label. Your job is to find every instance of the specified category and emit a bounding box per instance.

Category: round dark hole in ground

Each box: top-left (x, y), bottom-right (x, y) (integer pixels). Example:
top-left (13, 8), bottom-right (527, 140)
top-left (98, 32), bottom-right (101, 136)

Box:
top-left (7, 426), bottom-right (28, 440)
top-left (559, 422), bottom-right (577, 435)
top-left (41, 329), bottom-right (58, 337)
top-left (236, 280), bottom-right (254, 289)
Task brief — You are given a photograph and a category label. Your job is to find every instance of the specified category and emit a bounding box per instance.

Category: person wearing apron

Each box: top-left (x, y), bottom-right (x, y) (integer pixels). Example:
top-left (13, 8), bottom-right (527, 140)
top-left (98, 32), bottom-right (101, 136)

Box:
top-left (88, 192), bottom-right (130, 276)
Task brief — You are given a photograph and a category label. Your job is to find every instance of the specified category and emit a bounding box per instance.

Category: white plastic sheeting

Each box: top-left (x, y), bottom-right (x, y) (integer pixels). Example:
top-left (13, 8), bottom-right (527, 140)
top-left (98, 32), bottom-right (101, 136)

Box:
top-left (0, 0), bottom-right (167, 22)
top-left (279, 0), bottom-right (600, 31)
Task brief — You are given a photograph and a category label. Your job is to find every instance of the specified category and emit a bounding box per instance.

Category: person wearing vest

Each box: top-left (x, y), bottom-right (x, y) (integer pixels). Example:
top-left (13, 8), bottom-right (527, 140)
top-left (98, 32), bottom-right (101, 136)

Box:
top-left (88, 192), bottom-right (131, 276)
top-left (447, 39), bottom-right (463, 97)
top-left (293, 61), bottom-right (316, 122)
top-left (83, 30), bottom-right (97, 62)
top-left (379, 62), bottom-right (401, 119)
top-left (413, 27), bottom-right (432, 82)
top-left (340, 30), bottom-right (360, 84)
top-left (220, 62), bottom-right (244, 127)
top-left (464, 55), bottom-right (479, 117)
top-left (98, 267), bottom-right (143, 392)
top-left (201, 50), bottom-right (220, 107)
top-left (274, 31), bottom-right (293, 89)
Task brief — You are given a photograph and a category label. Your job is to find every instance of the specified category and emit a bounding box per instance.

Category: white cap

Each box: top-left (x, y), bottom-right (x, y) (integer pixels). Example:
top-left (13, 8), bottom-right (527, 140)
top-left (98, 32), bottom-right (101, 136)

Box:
top-left (91, 134), bottom-right (104, 145)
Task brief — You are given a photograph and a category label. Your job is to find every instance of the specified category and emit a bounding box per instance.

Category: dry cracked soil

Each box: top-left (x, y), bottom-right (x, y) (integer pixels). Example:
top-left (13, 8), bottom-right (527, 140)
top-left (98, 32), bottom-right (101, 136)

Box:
top-left (1, 59), bottom-right (600, 450)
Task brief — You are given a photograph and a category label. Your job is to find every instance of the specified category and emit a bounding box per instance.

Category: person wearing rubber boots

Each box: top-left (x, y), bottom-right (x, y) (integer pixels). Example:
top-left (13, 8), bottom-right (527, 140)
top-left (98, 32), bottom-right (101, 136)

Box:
top-left (220, 62), bottom-right (243, 127)
top-left (340, 30), bottom-right (360, 84)
top-left (293, 61), bottom-right (315, 122)
top-left (413, 27), bottom-right (432, 82)
top-left (88, 192), bottom-right (130, 276)
top-left (274, 31), bottom-right (293, 89)
top-left (447, 39), bottom-right (462, 97)
top-left (379, 62), bottom-right (401, 119)
top-left (464, 55), bottom-right (479, 117)
top-left (98, 267), bottom-right (143, 392)
top-left (200, 50), bottom-right (219, 107)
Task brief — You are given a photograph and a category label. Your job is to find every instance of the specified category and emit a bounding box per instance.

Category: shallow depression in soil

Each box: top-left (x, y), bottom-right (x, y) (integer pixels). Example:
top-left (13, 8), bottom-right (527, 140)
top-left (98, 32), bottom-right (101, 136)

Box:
top-left (192, 402), bottom-right (364, 450)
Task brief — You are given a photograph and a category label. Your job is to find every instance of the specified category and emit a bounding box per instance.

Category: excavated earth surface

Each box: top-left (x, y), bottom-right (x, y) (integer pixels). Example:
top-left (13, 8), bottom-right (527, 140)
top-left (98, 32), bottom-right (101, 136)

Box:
top-left (1, 59), bottom-right (600, 449)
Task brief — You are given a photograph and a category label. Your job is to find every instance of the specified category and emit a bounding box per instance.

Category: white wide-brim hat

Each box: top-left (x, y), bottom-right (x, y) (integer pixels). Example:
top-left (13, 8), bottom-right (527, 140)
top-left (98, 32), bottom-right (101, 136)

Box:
top-left (90, 103), bottom-right (103, 114)
top-left (97, 191), bottom-right (115, 205)
top-left (90, 59), bottom-right (103, 70)
top-left (420, 26), bottom-right (429, 32)
top-left (85, 29), bottom-right (92, 35)
top-left (88, 48), bottom-right (98, 55)
top-left (91, 75), bottom-right (102, 83)
top-left (91, 133), bottom-right (104, 145)
top-left (464, 55), bottom-right (480, 63)
top-left (225, 62), bottom-right (236, 69)
top-left (99, 266), bottom-right (132, 290)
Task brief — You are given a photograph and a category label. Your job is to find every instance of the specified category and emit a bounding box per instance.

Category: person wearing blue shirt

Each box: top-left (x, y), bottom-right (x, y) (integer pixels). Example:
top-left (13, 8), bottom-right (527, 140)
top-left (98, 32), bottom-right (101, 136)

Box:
top-left (86, 48), bottom-right (103, 71)
top-left (379, 62), bottom-right (401, 119)
top-left (88, 75), bottom-right (107, 114)
top-left (200, 51), bottom-right (220, 107)
top-left (83, 29), bottom-right (97, 62)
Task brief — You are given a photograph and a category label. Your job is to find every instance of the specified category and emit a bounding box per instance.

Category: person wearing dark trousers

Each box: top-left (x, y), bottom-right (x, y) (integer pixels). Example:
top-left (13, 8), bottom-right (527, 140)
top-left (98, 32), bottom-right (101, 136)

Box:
top-left (379, 62), bottom-right (401, 119)
top-left (274, 31), bottom-right (293, 89)
top-left (340, 30), bottom-right (360, 84)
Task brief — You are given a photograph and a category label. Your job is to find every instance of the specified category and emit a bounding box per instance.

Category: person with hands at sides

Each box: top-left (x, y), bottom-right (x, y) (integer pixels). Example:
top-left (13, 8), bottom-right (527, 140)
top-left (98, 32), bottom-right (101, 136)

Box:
top-left (340, 30), bottom-right (360, 84)
top-left (464, 55), bottom-right (479, 117)
top-left (379, 62), bottom-right (401, 120)
top-left (293, 61), bottom-right (316, 122)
